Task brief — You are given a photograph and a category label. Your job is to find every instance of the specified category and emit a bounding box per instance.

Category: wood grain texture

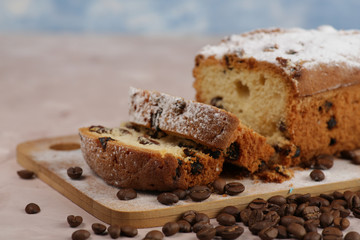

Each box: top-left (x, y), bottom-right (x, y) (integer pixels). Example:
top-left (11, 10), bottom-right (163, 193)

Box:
top-left (17, 135), bottom-right (360, 228)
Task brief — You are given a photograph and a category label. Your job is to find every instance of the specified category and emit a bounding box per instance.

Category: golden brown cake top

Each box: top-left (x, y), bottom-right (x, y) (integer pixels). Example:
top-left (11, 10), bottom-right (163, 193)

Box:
top-left (198, 26), bottom-right (360, 96)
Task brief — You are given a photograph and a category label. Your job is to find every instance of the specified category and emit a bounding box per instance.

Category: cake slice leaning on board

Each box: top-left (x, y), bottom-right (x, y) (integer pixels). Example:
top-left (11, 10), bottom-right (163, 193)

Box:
top-left (193, 25), bottom-right (360, 168)
top-left (128, 87), bottom-right (276, 175)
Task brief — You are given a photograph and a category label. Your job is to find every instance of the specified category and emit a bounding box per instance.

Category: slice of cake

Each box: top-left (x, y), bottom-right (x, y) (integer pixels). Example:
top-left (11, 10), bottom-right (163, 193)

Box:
top-left (79, 124), bottom-right (224, 191)
top-left (193, 26), bottom-right (360, 167)
top-left (129, 88), bottom-right (275, 174)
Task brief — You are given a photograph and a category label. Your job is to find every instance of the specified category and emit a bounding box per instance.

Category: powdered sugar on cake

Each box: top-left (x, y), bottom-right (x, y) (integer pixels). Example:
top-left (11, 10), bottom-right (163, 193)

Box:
top-left (128, 87), bottom-right (239, 149)
top-left (199, 26), bottom-right (360, 69)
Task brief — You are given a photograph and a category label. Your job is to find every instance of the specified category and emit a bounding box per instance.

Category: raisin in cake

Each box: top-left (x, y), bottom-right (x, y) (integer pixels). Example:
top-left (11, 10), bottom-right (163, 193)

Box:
top-left (193, 26), bottom-right (360, 167)
top-left (79, 124), bottom-right (224, 191)
top-left (129, 87), bottom-right (274, 173)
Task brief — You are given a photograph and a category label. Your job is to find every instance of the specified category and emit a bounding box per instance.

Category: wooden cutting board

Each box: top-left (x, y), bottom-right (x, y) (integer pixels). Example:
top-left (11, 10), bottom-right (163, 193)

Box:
top-left (16, 135), bottom-right (360, 228)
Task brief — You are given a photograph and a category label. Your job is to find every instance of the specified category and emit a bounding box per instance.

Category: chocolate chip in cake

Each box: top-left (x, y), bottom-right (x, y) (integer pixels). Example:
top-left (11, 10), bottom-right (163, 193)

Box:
top-left (89, 125), bottom-right (106, 133)
top-left (137, 136), bottom-right (159, 145)
top-left (150, 109), bottom-right (163, 130)
top-left (292, 146), bottom-right (301, 158)
top-left (226, 142), bottom-right (241, 161)
top-left (67, 167), bottom-right (83, 180)
top-left (329, 138), bottom-right (337, 146)
top-left (202, 148), bottom-right (221, 159)
top-left (327, 116), bottom-right (337, 130)
top-left (210, 96), bottom-right (224, 109)
top-left (310, 169), bottom-right (325, 182)
top-left (67, 215), bottom-right (83, 228)
top-left (25, 203), bottom-right (40, 214)
top-left (157, 192), bottom-right (179, 205)
top-left (189, 185), bottom-right (211, 202)
top-left (71, 229), bottom-right (90, 240)
top-left (324, 101), bottom-right (333, 111)
top-left (92, 223), bottom-right (107, 235)
top-left (183, 148), bottom-right (195, 157)
top-left (174, 100), bottom-right (186, 115)
top-left (116, 188), bottom-right (137, 200)
top-left (191, 159), bottom-right (204, 175)
top-left (98, 137), bottom-right (114, 150)
top-left (278, 121), bottom-right (287, 132)
top-left (224, 55), bottom-right (233, 70)
top-left (17, 169), bottom-right (35, 179)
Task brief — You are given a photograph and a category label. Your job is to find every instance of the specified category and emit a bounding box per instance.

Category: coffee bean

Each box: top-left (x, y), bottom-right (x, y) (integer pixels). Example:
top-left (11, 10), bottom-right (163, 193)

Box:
top-left (71, 229), bottom-right (90, 240)
top-left (352, 155), bottom-right (360, 165)
top-left (121, 225), bottom-right (138, 237)
top-left (348, 193), bottom-right (360, 209)
top-left (144, 230), bottom-right (164, 240)
top-left (279, 203), bottom-right (297, 217)
top-left (157, 192), bottom-right (179, 205)
top-left (248, 209), bottom-right (264, 226)
top-left (162, 222), bottom-right (179, 236)
top-left (224, 182), bottom-right (245, 196)
top-left (322, 227), bottom-right (343, 240)
top-left (215, 225), bottom-right (226, 236)
top-left (25, 203), bottom-right (40, 214)
top-left (91, 223), bottom-right (106, 235)
top-left (314, 155), bottom-right (334, 170)
top-left (333, 217), bottom-right (349, 231)
top-left (353, 207), bottom-right (360, 218)
top-left (268, 195), bottom-right (286, 206)
top-left (177, 220), bottom-right (191, 233)
top-left (189, 186), bottom-right (211, 202)
top-left (280, 215), bottom-right (304, 227)
top-left (108, 224), bottom-right (121, 239)
top-left (344, 190), bottom-right (354, 201)
top-left (345, 232), bottom-right (360, 240)
top-left (212, 178), bottom-right (226, 194)
top-left (310, 169), bottom-right (325, 181)
top-left (276, 225), bottom-right (288, 239)
top-left (17, 169), bottom-right (35, 179)
top-left (340, 150), bottom-right (357, 160)
top-left (287, 223), bottom-right (306, 239)
top-left (219, 225), bottom-right (244, 240)
top-left (295, 202), bottom-right (308, 217)
top-left (333, 191), bottom-right (344, 199)
top-left (304, 220), bottom-right (319, 232)
top-left (266, 203), bottom-right (281, 213)
top-left (287, 194), bottom-right (302, 204)
top-left (220, 206), bottom-right (240, 220)
top-left (67, 167), bottom-right (83, 179)
top-left (302, 206), bottom-right (321, 220)
top-left (67, 215), bottom-right (83, 228)
top-left (303, 232), bottom-right (322, 240)
top-left (195, 213), bottom-right (210, 223)
top-left (332, 199), bottom-right (348, 208)
top-left (196, 227), bottom-right (216, 240)
top-left (182, 210), bottom-right (198, 225)
top-left (296, 193), bottom-right (311, 204)
top-left (239, 208), bottom-right (252, 226)
top-left (249, 198), bottom-right (268, 210)
top-left (172, 189), bottom-right (187, 200)
top-left (216, 213), bottom-right (236, 226)
top-left (320, 212), bottom-right (334, 228)
top-left (259, 227), bottom-right (278, 240)
top-left (320, 193), bottom-right (335, 202)
top-left (193, 222), bottom-right (213, 233)
top-left (308, 196), bottom-right (330, 208)
top-left (249, 221), bottom-right (275, 235)
top-left (117, 188), bottom-right (137, 200)
top-left (264, 211), bottom-right (280, 225)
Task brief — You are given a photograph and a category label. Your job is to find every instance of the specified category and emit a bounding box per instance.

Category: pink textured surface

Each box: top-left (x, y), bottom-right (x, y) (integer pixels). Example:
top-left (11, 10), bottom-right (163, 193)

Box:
top-left (2, 35), bottom-right (360, 239)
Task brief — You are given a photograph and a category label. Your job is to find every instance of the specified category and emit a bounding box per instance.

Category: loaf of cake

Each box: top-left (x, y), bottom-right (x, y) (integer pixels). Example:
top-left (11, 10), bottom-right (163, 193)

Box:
top-left (79, 124), bottom-right (224, 191)
top-left (129, 87), bottom-right (275, 173)
top-left (193, 26), bottom-right (360, 167)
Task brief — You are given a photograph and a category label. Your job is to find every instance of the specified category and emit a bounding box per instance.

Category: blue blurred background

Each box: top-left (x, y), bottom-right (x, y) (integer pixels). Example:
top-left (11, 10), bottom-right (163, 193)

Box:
top-left (0, 0), bottom-right (359, 35)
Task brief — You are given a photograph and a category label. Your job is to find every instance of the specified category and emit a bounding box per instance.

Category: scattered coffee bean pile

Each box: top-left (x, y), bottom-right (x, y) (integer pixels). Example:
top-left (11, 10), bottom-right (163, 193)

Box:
top-left (156, 181), bottom-right (245, 205)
